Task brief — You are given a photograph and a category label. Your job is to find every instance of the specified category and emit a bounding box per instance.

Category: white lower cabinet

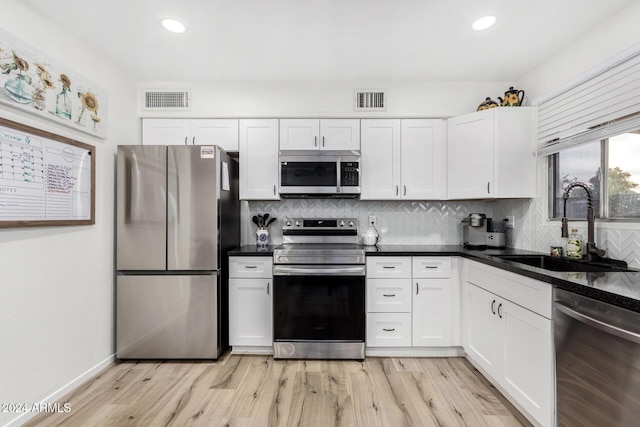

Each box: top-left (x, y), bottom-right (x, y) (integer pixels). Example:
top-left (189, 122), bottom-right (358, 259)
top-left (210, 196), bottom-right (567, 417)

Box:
top-left (463, 261), bottom-right (553, 427)
top-left (367, 313), bottom-right (412, 347)
top-left (366, 256), bottom-right (455, 350)
top-left (229, 257), bottom-right (273, 349)
top-left (413, 278), bottom-right (451, 347)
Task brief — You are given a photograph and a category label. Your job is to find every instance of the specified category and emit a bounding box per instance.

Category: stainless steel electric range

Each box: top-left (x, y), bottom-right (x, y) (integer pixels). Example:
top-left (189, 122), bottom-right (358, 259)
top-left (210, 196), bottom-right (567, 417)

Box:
top-left (272, 218), bottom-right (365, 360)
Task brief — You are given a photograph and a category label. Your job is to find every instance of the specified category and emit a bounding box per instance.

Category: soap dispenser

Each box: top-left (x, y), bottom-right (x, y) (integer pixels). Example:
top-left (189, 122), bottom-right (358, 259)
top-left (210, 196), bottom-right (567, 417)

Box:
top-left (565, 228), bottom-right (584, 259)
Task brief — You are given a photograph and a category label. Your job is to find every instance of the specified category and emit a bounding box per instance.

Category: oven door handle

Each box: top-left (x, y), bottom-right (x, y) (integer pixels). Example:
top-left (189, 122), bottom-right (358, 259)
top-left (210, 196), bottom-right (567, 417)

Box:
top-left (273, 265), bottom-right (366, 276)
top-left (556, 302), bottom-right (640, 344)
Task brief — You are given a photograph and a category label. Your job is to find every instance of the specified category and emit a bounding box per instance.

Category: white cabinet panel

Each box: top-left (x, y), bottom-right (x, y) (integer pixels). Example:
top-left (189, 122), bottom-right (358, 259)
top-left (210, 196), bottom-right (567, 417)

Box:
top-left (229, 256), bottom-right (273, 348)
top-left (367, 278), bottom-right (412, 313)
top-left (502, 301), bottom-right (553, 427)
top-left (361, 119), bottom-right (446, 200)
top-left (366, 313), bottom-right (412, 347)
top-left (191, 119), bottom-right (238, 151)
top-left (142, 119), bottom-right (239, 151)
top-left (401, 119), bottom-right (447, 199)
top-left (413, 278), bottom-right (452, 347)
top-left (412, 256), bottom-right (451, 278)
top-left (320, 119), bottom-right (360, 150)
top-left (447, 108), bottom-right (535, 199)
top-left (366, 256), bottom-right (412, 278)
top-left (239, 119), bottom-right (279, 200)
top-left (463, 261), bottom-right (553, 427)
top-left (279, 119), bottom-right (360, 151)
top-left (142, 119), bottom-right (191, 146)
top-left (361, 119), bottom-right (401, 199)
top-left (229, 278), bottom-right (272, 347)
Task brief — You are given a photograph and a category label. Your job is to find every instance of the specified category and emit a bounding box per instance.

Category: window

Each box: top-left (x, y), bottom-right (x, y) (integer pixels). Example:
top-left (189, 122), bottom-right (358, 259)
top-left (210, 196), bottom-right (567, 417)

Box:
top-left (549, 131), bottom-right (640, 220)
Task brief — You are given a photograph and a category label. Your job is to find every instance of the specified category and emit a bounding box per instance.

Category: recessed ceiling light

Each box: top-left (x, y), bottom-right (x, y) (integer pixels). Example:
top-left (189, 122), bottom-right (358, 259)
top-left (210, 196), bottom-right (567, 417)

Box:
top-left (472, 15), bottom-right (496, 31)
top-left (161, 19), bottom-right (186, 34)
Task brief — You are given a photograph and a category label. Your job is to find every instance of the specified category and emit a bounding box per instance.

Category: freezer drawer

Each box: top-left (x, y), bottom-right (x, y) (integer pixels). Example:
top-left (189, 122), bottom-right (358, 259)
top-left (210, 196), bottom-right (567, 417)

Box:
top-left (116, 274), bottom-right (220, 359)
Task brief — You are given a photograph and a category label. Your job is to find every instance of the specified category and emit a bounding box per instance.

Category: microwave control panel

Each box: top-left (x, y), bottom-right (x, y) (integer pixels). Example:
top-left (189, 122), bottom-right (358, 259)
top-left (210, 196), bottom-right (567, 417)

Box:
top-left (340, 162), bottom-right (359, 187)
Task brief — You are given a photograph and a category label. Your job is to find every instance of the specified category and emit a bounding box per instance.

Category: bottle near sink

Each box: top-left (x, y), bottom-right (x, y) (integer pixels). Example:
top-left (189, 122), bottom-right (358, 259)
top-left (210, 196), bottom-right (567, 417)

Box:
top-left (565, 228), bottom-right (584, 259)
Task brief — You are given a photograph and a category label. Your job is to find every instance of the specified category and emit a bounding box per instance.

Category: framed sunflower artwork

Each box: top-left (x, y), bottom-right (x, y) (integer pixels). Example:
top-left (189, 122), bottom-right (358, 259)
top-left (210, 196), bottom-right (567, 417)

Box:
top-left (0, 27), bottom-right (107, 139)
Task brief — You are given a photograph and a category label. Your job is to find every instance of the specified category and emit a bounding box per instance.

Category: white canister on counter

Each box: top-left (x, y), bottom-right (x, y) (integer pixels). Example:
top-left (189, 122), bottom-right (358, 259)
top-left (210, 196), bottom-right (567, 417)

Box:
top-left (362, 225), bottom-right (380, 246)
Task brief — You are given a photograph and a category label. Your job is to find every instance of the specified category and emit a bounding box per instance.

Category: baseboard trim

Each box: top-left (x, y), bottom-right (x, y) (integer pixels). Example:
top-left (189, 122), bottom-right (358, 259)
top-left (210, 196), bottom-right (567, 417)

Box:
top-left (5, 353), bottom-right (115, 427)
top-left (366, 347), bottom-right (464, 357)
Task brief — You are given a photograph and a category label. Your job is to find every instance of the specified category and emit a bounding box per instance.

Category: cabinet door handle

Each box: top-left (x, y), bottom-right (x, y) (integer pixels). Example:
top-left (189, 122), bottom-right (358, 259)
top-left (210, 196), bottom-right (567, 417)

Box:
top-left (322, 136), bottom-right (325, 147)
top-left (416, 282), bottom-right (419, 295)
top-left (192, 136), bottom-right (196, 145)
top-left (491, 299), bottom-right (496, 314)
top-left (267, 282), bottom-right (270, 295)
top-left (314, 136), bottom-right (318, 147)
top-left (424, 266), bottom-right (438, 269)
top-left (382, 294), bottom-right (396, 297)
top-left (382, 328), bottom-right (396, 332)
top-left (487, 181), bottom-right (490, 194)
top-left (273, 185), bottom-right (277, 196)
top-left (396, 185), bottom-right (399, 196)
top-left (498, 303), bottom-right (503, 318)
top-left (184, 137), bottom-right (188, 146)
top-left (382, 266), bottom-right (396, 269)
top-left (403, 185), bottom-right (407, 196)
top-left (244, 265), bottom-right (258, 269)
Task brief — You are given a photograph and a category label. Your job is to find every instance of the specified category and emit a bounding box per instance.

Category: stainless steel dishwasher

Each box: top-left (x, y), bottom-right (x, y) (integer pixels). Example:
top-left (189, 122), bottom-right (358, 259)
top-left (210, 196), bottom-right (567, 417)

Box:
top-left (554, 288), bottom-right (640, 427)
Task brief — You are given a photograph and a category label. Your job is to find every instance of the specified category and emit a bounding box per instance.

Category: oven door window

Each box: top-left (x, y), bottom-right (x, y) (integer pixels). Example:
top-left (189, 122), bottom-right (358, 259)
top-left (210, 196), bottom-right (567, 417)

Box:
top-left (280, 162), bottom-right (337, 187)
top-left (273, 275), bottom-right (365, 341)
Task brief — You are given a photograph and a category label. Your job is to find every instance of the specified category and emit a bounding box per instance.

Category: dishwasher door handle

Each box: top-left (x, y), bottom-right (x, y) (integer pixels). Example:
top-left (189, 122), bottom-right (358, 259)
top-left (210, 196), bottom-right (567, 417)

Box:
top-left (556, 302), bottom-right (640, 344)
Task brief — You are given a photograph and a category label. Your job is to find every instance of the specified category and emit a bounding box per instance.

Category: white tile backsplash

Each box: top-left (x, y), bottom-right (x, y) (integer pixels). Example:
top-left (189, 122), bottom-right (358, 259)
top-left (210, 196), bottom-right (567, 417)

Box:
top-left (243, 199), bottom-right (496, 246)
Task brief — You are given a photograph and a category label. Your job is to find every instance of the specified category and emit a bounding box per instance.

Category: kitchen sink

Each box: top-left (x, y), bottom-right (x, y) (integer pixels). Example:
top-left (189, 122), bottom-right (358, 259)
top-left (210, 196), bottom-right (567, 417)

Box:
top-left (493, 254), bottom-right (637, 273)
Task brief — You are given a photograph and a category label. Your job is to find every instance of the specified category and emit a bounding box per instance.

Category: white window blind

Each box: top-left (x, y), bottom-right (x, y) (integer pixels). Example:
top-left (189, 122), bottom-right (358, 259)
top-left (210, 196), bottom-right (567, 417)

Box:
top-left (537, 52), bottom-right (640, 156)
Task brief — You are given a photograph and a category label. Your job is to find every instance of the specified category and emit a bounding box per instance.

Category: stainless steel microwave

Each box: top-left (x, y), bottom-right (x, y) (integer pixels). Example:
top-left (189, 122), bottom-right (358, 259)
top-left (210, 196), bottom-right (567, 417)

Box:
top-left (279, 152), bottom-right (361, 197)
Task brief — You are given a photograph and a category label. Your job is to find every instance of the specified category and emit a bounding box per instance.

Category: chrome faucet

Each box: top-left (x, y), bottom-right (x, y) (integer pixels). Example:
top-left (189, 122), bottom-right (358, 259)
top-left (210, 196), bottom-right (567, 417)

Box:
top-left (561, 182), bottom-right (606, 261)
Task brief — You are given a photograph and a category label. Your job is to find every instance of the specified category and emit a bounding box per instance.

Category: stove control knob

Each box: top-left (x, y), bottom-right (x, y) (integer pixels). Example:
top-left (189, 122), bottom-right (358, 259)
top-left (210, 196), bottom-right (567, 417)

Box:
top-left (295, 220), bottom-right (301, 227)
top-left (285, 220), bottom-right (292, 227)
top-left (339, 220), bottom-right (345, 227)
top-left (348, 220), bottom-right (355, 228)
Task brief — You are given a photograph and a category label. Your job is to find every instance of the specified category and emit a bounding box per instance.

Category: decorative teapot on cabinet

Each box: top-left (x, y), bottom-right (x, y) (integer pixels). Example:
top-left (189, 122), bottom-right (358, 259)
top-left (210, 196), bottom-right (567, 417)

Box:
top-left (477, 97), bottom-right (499, 111)
top-left (498, 86), bottom-right (525, 107)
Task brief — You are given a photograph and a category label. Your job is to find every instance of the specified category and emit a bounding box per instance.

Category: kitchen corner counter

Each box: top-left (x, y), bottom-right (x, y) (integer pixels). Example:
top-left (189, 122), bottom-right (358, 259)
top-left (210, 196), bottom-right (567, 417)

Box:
top-left (228, 245), bottom-right (276, 256)
top-left (368, 244), bottom-right (640, 313)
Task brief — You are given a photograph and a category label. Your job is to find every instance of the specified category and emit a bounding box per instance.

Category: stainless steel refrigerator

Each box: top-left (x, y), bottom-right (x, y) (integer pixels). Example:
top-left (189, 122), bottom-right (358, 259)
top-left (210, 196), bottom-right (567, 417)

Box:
top-left (115, 145), bottom-right (239, 359)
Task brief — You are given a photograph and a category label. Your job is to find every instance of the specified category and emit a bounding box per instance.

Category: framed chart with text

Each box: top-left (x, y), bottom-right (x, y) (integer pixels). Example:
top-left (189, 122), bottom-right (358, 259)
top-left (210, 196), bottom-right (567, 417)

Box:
top-left (0, 117), bottom-right (95, 227)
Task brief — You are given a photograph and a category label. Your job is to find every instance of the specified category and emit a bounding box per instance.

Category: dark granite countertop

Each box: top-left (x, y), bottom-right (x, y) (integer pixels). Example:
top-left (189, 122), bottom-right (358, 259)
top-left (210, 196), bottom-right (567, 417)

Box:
top-left (229, 244), bottom-right (640, 312)
top-left (228, 245), bottom-right (277, 256)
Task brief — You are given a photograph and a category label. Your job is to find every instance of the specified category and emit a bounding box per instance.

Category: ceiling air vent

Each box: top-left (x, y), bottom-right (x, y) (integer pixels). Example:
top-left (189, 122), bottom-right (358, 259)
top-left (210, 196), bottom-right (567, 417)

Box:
top-left (142, 90), bottom-right (191, 111)
top-left (354, 90), bottom-right (386, 112)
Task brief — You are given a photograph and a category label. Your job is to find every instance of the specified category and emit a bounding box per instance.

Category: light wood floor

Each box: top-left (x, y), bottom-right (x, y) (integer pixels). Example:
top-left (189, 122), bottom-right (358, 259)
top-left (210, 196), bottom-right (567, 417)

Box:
top-left (25, 353), bottom-right (530, 426)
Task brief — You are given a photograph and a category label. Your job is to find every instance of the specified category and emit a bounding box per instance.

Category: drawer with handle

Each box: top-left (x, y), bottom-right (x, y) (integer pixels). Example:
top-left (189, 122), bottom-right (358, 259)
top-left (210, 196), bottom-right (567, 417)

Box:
top-left (366, 312), bottom-right (412, 347)
top-left (366, 278), bottom-right (412, 313)
top-left (366, 256), bottom-right (411, 278)
top-left (229, 256), bottom-right (273, 278)
top-left (412, 257), bottom-right (451, 278)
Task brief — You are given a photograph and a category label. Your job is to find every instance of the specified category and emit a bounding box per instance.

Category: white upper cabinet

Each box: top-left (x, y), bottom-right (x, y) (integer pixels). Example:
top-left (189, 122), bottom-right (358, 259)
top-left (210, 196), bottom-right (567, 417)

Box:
top-left (401, 119), bottom-right (447, 200)
top-left (142, 118), bottom-right (239, 151)
top-left (447, 107), bottom-right (536, 199)
top-left (239, 119), bottom-right (280, 200)
top-left (361, 119), bottom-right (401, 199)
top-left (361, 119), bottom-right (447, 200)
top-left (279, 119), bottom-right (360, 151)
top-left (191, 119), bottom-right (239, 150)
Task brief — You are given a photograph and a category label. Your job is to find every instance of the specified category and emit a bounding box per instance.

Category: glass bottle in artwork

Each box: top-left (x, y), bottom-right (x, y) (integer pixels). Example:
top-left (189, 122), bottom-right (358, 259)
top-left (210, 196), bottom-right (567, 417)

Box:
top-left (4, 74), bottom-right (33, 104)
top-left (55, 86), bottom-right (72, 120)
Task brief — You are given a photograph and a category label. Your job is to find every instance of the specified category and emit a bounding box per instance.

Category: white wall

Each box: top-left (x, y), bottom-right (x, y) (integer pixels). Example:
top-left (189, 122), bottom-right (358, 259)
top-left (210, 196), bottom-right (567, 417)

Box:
top-left (139, 80), bottom-right (515, 118)
top-left (0, 3), bottom-right (137, 426)
top-left (498, 1), bottom-right (640, 267)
